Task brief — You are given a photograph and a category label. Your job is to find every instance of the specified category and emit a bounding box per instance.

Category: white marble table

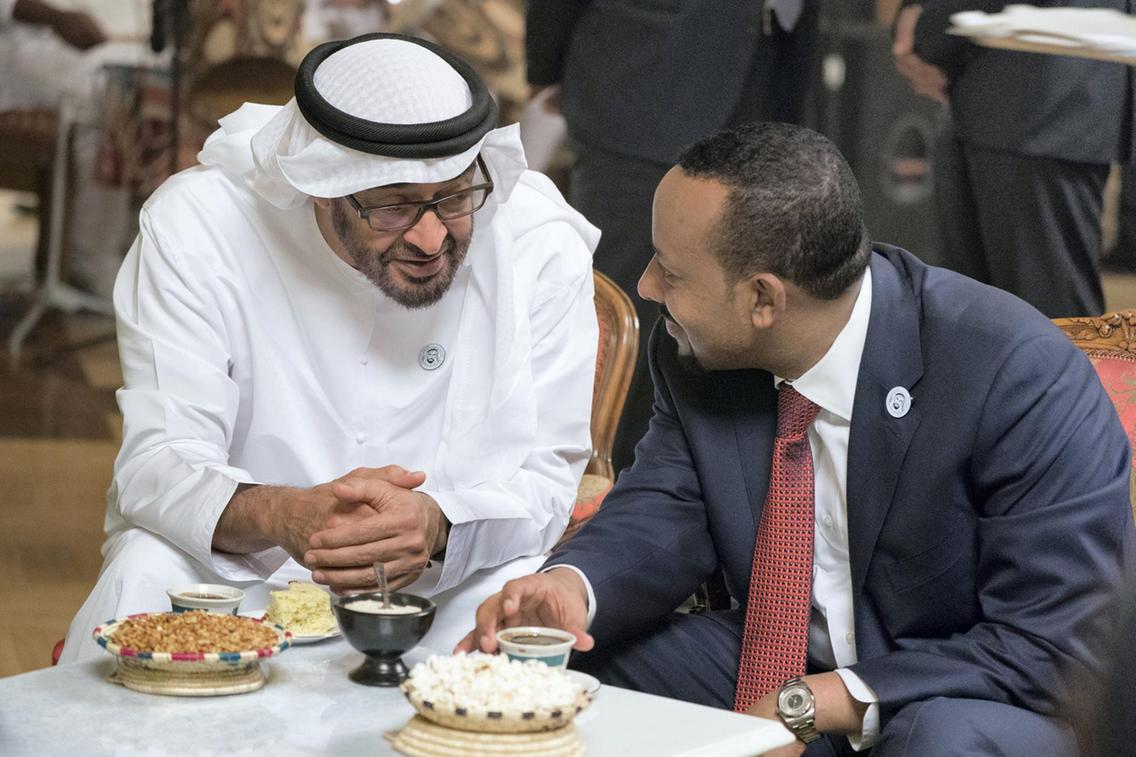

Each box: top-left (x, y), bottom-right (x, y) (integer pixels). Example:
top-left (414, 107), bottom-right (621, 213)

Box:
top-left (0, 638), bottom-right (794, 756)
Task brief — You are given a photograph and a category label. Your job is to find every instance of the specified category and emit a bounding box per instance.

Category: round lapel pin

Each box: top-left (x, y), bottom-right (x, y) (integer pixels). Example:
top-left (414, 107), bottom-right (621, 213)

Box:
top-left (885, 386), bottom-right (912, 418)
top-left (419, 343), bottom-right (446, 371)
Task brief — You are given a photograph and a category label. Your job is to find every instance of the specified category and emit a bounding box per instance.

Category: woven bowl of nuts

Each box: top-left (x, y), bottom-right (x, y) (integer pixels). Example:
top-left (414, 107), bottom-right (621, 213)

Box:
top-left (93, 610), bottom-right (291, 696)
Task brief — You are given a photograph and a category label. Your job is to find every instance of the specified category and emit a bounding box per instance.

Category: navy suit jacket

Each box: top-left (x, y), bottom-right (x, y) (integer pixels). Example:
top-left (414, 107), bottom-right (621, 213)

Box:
top-left (546, 246), bottom-right (1134, 724)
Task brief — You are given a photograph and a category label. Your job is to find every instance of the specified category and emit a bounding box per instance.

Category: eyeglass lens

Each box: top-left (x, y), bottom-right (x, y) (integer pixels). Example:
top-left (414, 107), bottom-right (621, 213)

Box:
top-left (366, 187), bottom-right (488, 231)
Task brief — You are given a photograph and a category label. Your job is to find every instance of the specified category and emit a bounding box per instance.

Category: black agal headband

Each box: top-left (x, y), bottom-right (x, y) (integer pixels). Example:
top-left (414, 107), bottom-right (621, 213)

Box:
top-left (294, 33), bottom-right (498, 159)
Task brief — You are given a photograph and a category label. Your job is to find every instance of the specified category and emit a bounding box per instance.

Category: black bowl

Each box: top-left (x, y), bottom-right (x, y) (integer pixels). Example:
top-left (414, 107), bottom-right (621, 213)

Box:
top-left (332, 592), bottom-right (435, 686)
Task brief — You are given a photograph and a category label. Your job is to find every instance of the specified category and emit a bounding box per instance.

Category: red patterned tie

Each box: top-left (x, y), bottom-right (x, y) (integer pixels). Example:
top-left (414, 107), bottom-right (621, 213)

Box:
top-left (733, 384), bottom-right (821, 712)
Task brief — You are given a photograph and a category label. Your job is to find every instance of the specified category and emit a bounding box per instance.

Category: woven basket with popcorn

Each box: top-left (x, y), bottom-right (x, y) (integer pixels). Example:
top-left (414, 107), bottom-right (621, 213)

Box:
top-left (399, 653), bottom-right (591, 734)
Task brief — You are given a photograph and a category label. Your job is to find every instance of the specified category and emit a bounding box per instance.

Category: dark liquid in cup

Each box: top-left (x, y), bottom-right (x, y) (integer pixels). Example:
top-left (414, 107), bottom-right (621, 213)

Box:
top-left (182, 592), bottom-right (227, 599)
top-left (504, 633), bottom-right (565, 645)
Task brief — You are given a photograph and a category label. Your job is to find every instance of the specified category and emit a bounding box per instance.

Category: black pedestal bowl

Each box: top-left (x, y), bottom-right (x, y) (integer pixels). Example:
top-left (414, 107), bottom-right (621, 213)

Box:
top-left (332, 592), bottom-right (435, 686)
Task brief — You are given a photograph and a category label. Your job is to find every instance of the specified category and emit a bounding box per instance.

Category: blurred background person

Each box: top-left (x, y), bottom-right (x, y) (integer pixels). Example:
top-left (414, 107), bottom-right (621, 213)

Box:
top-left (302, 0), bottom-right (387, 43)
top-left (892, 0), bottom-right (1136, 318)
top-left (0, 0), bottom-right (107, 111)
top-left (0, 0), bottom-right (136, 298)
top-left (526, 0), bottom-right (821, 474)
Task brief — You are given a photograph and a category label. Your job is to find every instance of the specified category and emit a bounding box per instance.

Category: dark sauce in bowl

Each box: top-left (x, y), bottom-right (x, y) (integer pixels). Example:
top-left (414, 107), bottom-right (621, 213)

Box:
top-left (501, 633), bottom-right (567, 646)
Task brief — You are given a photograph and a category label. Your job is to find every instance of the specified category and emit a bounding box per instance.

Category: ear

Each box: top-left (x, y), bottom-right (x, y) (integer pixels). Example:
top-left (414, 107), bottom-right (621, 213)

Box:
top-left (312, 197), bottom-right (331, 209)
top-left (749, 273), bottom-right (787, 330)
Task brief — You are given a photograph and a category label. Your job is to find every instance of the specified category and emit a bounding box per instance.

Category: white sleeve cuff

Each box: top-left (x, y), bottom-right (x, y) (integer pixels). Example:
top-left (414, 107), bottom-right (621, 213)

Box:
top-left (540, 564), bottom-right (596, 627)
top-left (203, 469), bottom-right (289, 581)
top-left (834, 668), bottom-right (880, 751)
top-left (418, 490), bottom-right (472, 595)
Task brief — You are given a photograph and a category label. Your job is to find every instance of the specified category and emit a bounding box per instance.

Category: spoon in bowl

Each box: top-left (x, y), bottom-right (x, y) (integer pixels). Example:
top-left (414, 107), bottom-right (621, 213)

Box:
top-left (373, 561), bottom-right (391, 609)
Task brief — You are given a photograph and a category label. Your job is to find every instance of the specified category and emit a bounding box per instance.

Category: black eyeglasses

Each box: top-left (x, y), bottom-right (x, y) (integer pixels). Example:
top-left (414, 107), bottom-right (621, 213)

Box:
top-left (344, 155), bottom-right (494, 233)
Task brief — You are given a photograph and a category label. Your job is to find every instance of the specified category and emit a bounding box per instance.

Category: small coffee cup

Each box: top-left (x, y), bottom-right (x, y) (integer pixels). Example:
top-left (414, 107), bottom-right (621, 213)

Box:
top-left (167, 584), bottom-right (244, 615)
top-left (495, 626), bottom-right (576, 670)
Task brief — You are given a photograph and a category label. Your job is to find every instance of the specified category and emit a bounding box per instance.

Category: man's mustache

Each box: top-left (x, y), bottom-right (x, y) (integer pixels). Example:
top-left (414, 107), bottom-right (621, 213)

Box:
top-left (385, 236), bottom-right (455, 263)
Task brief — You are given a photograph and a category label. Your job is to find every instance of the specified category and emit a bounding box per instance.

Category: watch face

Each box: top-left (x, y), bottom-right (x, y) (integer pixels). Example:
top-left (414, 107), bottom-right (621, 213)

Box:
top-left (778, 685), bottom-right (812, 717)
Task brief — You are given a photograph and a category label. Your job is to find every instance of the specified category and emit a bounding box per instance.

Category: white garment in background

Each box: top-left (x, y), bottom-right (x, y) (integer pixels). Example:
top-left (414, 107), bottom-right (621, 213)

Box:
top-left (0, 3), bottom-right (143, 296)
top-left (519, 86), bottom-right (567, 173)
top-left (60, 140), bottom-right (600, 662)
top-left (301, 0), bottom-right (387, 44)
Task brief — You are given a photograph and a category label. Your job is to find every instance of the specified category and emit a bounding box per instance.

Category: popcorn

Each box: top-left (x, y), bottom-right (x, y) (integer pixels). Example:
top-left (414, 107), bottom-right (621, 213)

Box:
top-left (405, 653), bottom-right (582, 713)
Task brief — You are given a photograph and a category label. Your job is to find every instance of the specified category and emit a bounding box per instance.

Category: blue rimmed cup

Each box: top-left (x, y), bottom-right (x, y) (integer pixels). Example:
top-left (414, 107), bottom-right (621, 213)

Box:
top-left (166, 584), bottom-right (244, 614)
top-left (495, 626), bottom-right (576, 670)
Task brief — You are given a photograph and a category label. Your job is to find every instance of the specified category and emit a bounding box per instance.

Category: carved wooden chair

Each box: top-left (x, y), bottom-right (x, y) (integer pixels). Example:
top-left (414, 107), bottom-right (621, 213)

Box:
top-left (165, 0), bottom-right (304, 174)
top-left (557, 270), bottom-right (639, 545)
top-left (1053, 309), bottom-right (1136, 520)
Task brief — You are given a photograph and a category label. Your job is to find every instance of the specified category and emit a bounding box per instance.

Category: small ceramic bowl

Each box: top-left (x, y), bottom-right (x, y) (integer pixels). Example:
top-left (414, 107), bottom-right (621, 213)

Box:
top-left (333, 592), bottom-right (436, 686)
top-left (167, 584), bottom-right (244, 615)
top-left (496, 626), bottom-right (576, 670)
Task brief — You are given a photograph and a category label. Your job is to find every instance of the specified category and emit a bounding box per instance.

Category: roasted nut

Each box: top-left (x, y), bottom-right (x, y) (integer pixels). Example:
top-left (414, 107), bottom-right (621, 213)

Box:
top-left (110, 611), bottom-right (278, 653)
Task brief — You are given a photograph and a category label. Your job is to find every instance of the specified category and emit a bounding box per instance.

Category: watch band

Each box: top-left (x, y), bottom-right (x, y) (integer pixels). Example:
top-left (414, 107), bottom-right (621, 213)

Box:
top-left (777, 677), bottom-right (822, 744)
top-left (788, 717), bottom-right (822, 744)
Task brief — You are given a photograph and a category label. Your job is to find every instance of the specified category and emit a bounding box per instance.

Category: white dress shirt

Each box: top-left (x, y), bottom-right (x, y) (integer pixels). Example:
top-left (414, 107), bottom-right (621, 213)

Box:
top-left (560, 268), bottom-right (879, 749)
top-left (775, 267), bottom-right (879, 749)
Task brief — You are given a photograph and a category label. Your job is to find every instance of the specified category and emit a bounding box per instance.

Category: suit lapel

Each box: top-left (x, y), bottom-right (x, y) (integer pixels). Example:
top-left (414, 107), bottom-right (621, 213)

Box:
top-left (846, 250), bottom-right (926, 596)
top-left (724, 370), bottom-right (778, 532)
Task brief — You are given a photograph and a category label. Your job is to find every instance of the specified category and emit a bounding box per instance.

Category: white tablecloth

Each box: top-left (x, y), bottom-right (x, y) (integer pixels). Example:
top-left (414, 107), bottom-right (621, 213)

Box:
top-left (0, 638), bottom-right (794, 756)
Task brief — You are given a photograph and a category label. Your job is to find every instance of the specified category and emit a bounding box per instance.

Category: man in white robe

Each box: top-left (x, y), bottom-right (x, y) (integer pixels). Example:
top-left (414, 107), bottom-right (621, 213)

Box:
top-left (60, 33), bottom-right (599, 663)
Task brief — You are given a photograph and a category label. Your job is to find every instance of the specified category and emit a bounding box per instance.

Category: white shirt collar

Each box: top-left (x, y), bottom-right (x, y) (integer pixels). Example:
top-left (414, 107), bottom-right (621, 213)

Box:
top-left (773, 267), bottom-right (872, 422)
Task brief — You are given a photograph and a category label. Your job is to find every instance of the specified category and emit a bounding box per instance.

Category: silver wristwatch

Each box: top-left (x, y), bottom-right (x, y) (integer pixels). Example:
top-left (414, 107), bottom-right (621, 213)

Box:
top-left (776, 677), bottom-right (822, 744)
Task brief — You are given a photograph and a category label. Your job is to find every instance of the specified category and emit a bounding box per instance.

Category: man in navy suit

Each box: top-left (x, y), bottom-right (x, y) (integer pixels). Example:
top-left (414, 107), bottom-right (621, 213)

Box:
top-left (459, 123), bottom-right (1133, 754)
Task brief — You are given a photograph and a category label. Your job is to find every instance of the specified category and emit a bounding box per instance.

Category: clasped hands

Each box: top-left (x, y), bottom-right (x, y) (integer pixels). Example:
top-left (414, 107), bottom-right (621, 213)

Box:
top-left (263, 465), bottom-right (449, 592)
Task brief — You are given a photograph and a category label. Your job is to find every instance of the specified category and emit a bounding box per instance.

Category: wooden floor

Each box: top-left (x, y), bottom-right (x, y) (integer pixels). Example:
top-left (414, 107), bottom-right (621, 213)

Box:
top-left (0, 304), bottom-right (120, 678)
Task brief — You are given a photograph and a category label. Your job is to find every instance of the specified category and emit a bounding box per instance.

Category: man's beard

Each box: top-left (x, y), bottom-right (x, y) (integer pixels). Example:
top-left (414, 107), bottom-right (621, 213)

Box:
top-left (331, 203), bottom-right (473, 309)
top-left (660, 304), bottom-right (707, 375)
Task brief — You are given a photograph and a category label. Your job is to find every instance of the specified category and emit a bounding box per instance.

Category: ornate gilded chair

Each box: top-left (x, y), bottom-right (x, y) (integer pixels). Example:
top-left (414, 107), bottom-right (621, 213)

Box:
top-left (1053, 309), bottom-right (1136, 520)
top-left (557, 270), bottom-right (638, 545)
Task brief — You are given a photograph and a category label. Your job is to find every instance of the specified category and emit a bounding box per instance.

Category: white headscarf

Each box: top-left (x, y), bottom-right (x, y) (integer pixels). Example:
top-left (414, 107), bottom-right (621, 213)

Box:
top-left (198, 37), bottom-right (527, 209)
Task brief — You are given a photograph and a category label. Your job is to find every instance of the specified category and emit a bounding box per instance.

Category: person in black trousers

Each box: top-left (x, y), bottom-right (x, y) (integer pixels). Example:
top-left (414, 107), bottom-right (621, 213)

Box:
top-left (893, 0), bottom-right (1136, 318)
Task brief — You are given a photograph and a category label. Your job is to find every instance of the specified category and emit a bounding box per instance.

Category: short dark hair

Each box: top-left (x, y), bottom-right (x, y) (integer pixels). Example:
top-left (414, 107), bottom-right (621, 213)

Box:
top-left (676, 122), bottom-right (870, 300)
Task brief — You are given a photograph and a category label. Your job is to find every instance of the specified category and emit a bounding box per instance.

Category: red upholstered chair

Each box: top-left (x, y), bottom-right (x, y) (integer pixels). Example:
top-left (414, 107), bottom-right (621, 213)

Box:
top-left (1054, 310), bottom-right (1136, 520)
top-left (557, 270), bottom-right (639, 546)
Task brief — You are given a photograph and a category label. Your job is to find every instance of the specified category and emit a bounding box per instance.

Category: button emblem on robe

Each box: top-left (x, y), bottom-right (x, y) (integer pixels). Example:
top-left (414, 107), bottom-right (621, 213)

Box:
top-left (419, 343), bottom-right (445, 371)
top-left (885, 386), bottom-right (912, 418)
